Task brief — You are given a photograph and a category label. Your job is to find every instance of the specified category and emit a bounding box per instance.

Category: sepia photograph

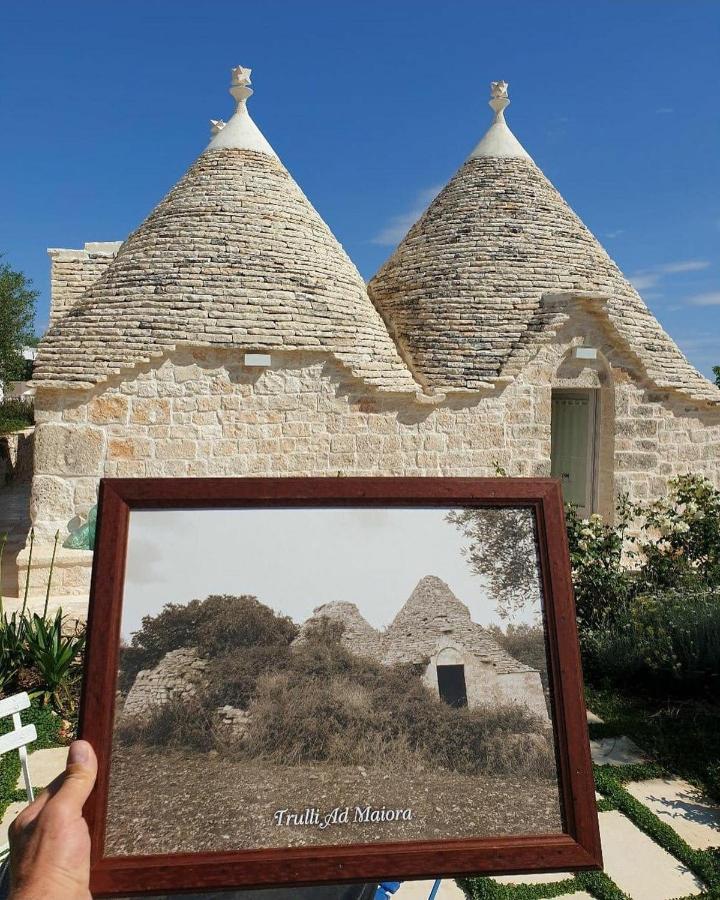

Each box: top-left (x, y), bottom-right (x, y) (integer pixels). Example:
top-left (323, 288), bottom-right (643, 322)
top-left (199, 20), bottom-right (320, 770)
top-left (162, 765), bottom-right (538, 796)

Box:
top-left (106, 502), bottom-right (563, 857)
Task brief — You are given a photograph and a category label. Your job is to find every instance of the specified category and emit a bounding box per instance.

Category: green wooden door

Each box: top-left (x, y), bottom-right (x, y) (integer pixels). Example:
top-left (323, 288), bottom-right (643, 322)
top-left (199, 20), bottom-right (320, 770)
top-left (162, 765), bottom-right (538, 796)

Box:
top-left (551, 394), bottom-right (592, 511)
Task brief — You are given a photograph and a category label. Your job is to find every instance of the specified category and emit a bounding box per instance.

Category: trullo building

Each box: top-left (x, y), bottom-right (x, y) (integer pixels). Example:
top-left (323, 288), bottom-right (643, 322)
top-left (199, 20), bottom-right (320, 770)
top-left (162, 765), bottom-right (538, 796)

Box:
top-left (24, 68), bottom-right (720, 597)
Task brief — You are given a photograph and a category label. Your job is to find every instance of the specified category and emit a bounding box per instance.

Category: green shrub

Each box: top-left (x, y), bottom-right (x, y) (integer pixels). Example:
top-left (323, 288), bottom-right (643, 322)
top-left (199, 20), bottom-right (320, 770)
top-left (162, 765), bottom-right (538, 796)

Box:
top-left (0, 398), bottom-right (33, 435)
top-left (566, 475), bottom-right (720, 691)
top-left (582, 587), bottom-right (720, 691)
top-left (0, 609), bottom-right (84, 713)
top-left (23, 611), bottom-right (86, 710)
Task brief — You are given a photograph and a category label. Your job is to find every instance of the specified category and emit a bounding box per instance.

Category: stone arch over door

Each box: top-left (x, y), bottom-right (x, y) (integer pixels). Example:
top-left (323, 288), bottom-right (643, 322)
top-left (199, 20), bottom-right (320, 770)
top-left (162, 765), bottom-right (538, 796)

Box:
top-left (551, 348), bottom-right (615, 520)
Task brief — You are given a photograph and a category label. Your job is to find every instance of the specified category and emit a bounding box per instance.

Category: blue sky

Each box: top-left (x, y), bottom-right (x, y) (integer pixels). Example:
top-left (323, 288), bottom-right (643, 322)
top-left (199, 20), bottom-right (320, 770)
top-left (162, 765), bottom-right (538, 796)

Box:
top-left (1, 1), bottom-right (718, 378)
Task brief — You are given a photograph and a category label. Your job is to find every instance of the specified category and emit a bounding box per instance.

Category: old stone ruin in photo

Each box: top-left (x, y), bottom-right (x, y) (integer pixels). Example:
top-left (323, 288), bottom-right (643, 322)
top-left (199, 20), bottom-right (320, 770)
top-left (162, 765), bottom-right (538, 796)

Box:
top-left (120, 575), bottom-right (549, 735)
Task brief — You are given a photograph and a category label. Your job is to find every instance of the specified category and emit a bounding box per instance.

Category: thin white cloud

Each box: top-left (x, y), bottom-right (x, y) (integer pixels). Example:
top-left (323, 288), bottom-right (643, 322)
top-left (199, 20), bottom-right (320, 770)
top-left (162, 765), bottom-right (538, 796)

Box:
top-left (629, 259), bottom-right (711, 292)
top-left (687, 291), bottom-right (720, 307)
top-left (630, 273), bottom-right (661, 291)
top-left (371, 184), bottom-right (443, 246)
top-left (660, 260), bottom-right (711, 274)
top-left (656, 107), bottom-right (675, 114)
top-left (604, 229), bottom-right (625, 239)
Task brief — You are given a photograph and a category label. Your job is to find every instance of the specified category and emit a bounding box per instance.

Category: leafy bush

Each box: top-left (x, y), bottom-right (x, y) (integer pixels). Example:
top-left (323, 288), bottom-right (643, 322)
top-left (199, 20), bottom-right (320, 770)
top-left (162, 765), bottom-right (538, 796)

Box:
top-left (205, 644), bottom-right (291, 710)
top-left (0, 398), bottom-right (33, 435)
top-left (118, 599), bottom-right (203, 693)
top-left (582, 588), bottom-right (720, 690)
top-left (118, 594), bottom-right (298, 694)
top-left (566, 474), bottom-right (720, 692)
top-left (23, 611), bottom-right (86, 709)
top-left (0, 610), bottom-right (85, 713)
top-left (195, 594), bottom-right (297, 657)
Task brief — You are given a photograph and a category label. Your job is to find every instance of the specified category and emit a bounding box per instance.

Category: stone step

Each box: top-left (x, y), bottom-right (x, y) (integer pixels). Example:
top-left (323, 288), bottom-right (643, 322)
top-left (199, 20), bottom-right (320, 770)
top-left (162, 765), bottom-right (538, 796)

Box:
top-left (598, 809), bottom-right (704, 899)
top-left (590, 735), bottom-right (648, 766)
top-left (624, 778), bottom-right (720, 851)
top-left (393, 879), bottom-right (464, 898)
top-left (492, 870), bottom-right (572, 885)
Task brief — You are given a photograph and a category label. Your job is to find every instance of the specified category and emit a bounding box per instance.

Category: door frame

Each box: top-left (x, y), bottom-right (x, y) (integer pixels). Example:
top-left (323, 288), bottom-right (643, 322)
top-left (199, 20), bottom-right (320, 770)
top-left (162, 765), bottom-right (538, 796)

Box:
top-left (550, 388), bottom-right (600, 517)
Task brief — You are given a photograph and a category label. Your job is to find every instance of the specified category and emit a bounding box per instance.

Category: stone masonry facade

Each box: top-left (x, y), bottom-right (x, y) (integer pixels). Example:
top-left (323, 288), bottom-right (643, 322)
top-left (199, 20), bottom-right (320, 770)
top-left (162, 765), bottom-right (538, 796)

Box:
top-left (29, 319), bottom-right (720, 555)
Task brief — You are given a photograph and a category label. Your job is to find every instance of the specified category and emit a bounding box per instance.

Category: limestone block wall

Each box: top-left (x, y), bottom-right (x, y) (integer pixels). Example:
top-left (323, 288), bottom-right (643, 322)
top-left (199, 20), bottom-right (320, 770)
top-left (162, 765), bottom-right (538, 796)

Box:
top-left (48, 242), bottom-right (122, 325)
top-left (28, 333), bottom-right (720, 550)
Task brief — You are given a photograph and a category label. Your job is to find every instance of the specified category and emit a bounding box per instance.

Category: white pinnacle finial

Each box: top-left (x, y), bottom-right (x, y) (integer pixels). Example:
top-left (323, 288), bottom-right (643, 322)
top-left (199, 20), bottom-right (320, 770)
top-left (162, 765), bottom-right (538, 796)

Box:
top-left (489, 81), bottom-right (510, 120)
top-left (230, 66), bottom-right (253, 105)
top-left (467, 79), bottom-right (531, 161)
top-left (205, 65), bottom-right (277, 157)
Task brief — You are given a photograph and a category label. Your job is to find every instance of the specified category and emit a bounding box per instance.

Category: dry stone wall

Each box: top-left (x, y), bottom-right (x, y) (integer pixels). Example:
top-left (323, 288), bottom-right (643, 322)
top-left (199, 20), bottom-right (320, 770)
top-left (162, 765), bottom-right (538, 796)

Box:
top-left (121, 647), bottom-right (207, 721)
top-left (48, 243), bottom-right (122, 325)
top-left (29, 327), bottom-right (720, 551)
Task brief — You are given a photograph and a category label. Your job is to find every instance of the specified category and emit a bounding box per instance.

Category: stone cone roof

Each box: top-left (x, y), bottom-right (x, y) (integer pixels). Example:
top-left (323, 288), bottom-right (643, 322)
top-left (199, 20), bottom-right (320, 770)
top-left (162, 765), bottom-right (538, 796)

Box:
top-left (382, 575), bottom-right (532, 674)
top-left (33, 70), bottom-right (419, 394)
top-left (296, 601), bottom-right (382, 661)
top-left (368, 89), bottom-right (719, 403)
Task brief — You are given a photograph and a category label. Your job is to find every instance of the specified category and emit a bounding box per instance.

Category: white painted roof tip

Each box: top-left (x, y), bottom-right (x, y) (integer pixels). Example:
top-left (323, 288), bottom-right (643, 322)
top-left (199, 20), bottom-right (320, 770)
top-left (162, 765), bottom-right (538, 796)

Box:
top-left (206, 65), bottom-right (278, 157)
top-left (468, 80), bottom-right (532, 161)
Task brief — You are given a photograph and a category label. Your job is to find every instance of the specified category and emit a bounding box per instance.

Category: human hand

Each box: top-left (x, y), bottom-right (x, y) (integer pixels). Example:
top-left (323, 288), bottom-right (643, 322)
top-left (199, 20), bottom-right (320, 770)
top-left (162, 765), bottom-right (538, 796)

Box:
top-left (8, 740), bottom-right (97, 900)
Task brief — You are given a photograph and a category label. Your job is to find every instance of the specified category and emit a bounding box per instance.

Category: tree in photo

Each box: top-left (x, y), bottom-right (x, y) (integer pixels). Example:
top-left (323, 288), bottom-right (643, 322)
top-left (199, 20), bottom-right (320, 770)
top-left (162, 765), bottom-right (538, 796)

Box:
top-left (446, 507), bottom-right (540, 620)
top-left (0, 255), bottom-right (38, 390)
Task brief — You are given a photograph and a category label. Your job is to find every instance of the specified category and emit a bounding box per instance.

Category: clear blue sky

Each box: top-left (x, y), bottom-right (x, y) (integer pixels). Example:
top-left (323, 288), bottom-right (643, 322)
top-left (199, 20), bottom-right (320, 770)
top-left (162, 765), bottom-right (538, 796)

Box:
top-left (1, 1), bottom-right (718, 377)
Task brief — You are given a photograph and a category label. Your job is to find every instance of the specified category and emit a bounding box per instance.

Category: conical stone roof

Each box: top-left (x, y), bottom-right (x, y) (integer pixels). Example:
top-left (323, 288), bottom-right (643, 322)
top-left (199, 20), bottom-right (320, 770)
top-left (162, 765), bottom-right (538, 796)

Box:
top-left (34, 67), bottom-right (418, 394)
top-left (296, 601), bottom-right (382, 661)
top-left (368, 83), bottom-right (719, 403)
top-left (382, 575), bottom-right (531, 674)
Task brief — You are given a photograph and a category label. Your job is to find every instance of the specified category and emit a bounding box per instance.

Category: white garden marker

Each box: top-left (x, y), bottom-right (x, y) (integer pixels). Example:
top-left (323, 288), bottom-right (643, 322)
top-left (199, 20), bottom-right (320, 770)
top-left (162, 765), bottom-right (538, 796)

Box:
top-left (0, 692), bottom-right (37, 805)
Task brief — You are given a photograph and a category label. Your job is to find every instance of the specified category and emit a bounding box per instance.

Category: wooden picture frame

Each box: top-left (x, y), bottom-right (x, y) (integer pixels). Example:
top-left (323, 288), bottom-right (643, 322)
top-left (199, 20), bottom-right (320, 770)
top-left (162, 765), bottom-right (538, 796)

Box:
top-left (80, 477), bottom-right (601, 896)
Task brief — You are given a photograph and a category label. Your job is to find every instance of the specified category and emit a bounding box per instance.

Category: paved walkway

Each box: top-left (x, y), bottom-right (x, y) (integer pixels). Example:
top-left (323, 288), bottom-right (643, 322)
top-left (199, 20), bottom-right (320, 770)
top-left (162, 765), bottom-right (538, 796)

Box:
top-left (0, 481), bottom-right (31, 597)
top-left (484, 713), bottom-right (718, 899)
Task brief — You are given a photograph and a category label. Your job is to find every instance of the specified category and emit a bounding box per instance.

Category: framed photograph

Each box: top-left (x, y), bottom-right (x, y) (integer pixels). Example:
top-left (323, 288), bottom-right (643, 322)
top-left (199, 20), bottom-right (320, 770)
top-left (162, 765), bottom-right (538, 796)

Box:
top-left (80, 477), bottom-right (601, 896)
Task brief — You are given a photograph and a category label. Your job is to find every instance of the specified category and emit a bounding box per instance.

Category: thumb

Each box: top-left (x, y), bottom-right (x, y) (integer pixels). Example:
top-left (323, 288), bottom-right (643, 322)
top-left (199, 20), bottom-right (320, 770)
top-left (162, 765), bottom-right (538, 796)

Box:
top-left (46, 740), bottom-right (98, 812)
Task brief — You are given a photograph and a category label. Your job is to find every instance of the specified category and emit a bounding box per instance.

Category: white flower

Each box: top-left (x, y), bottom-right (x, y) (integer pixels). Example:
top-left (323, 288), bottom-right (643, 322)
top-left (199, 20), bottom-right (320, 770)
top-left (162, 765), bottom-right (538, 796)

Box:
top-left (673, 520), bottom-right (690, 534)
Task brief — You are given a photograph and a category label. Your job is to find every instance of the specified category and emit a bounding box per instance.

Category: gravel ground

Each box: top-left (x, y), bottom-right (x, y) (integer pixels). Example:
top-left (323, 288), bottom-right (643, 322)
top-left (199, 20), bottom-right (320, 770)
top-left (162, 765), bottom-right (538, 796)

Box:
top-left (104, 747), bottom-right (563, 856)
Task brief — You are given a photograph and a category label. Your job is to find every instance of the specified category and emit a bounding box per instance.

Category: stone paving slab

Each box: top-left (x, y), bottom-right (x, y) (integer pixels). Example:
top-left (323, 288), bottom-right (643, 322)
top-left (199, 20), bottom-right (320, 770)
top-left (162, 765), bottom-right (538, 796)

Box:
top-left (394, 880), bottom-right (464, 898)
top-left (586, 710), bottom-right (604, 724)
top-left (553, 894), bottom-right (593, 900)
top-left (15, 747), bottom-right (67, 791)
top-left (492, 871), bottom-right (573, 885)
top-left (0, 801), bottom-right (26, 845)
top-left (625, 777), bottom-right (720, 850)
top-left (598, 810), bottom-right (704, 899)
top-left (590, 735), bottom-right (648, 766)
